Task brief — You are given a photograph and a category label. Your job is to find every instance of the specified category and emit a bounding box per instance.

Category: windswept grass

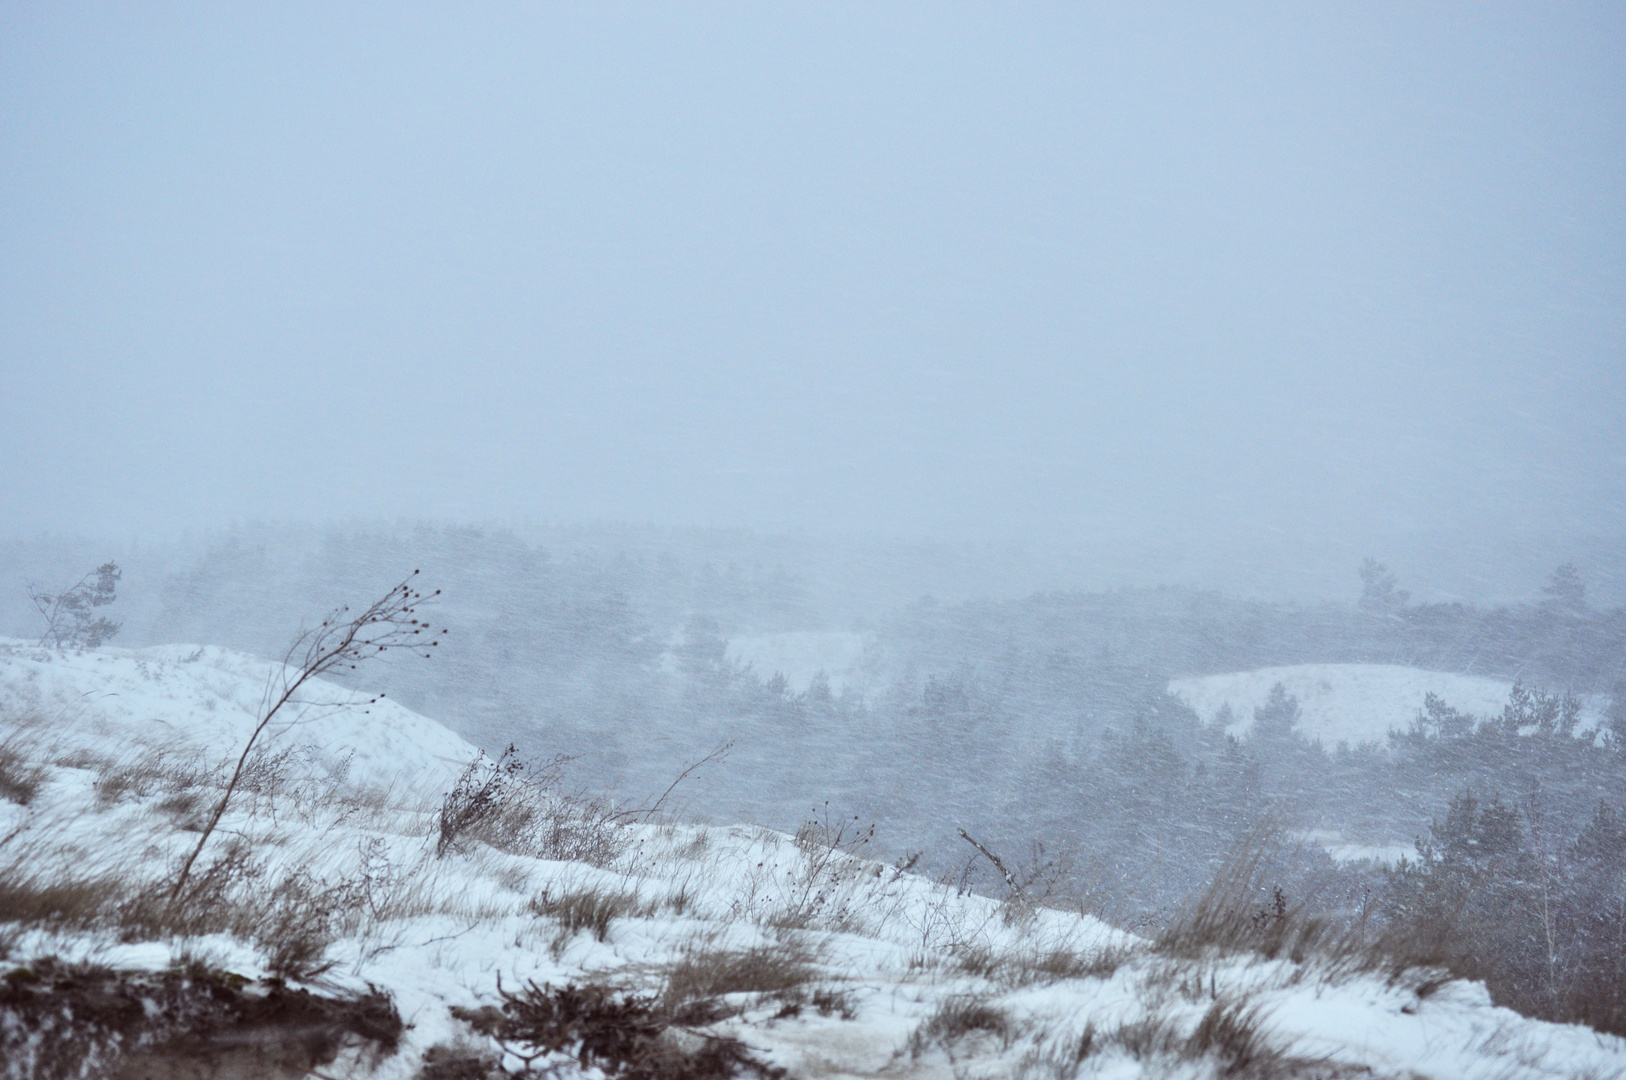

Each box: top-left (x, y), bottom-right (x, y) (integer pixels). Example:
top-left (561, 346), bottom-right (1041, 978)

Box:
top-left (907, 994), bottom-right (1014, 1059)
top-left (660, 934), bottom-right (819, 1016)
top-left (530, 884), bottom-right (655, 949)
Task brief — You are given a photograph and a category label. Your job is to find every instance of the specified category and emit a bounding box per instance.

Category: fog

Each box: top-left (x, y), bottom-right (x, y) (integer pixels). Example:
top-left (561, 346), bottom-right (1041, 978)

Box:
top-left (3, 3), bottom-right (1623, 602)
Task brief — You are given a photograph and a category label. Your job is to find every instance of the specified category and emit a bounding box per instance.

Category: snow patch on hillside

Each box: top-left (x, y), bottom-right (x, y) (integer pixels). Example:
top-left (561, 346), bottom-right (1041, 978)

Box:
top-left (0, 638), bottom-right (477, 792)
top-left (726, 631), bottom-right (867, 694)
top-left (1168, 663), bottom-right (1607, 748)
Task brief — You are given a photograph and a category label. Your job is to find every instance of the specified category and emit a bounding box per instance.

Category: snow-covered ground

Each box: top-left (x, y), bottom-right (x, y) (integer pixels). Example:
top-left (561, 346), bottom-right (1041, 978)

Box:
top-left (0, 638), bottom-right (476, 794)
top-left (1168, 663), bottom-right (1608, 748)
top-left (3, 643), bottom-right (1622, 1078)
top-left (726, 631), bottom-right (868, 695)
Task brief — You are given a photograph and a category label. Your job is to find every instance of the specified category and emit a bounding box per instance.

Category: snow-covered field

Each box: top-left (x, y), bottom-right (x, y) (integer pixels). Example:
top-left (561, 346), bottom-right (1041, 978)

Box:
top-left (3, 642), bottom-right (1622, 1078)
top-left (726, 632), bottom-right (868, 695)
top-left (1168, 663), bottom-right (1607, 748)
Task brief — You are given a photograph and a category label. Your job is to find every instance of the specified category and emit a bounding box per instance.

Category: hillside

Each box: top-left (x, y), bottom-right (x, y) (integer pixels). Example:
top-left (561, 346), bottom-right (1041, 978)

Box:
top-left (2, 641), bottom-right (1623, 1078)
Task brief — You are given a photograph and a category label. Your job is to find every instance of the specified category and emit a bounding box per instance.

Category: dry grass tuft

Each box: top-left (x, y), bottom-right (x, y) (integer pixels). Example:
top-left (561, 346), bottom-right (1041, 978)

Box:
top-left (0, 869), bottom-right (125, 930)
top-left (1183, 997), bottom-right (1286, 1077)
top-left (1153, 837), bottom-right (1452, 988)
top-left (530, 885), bottom-right (653, 946)
top-left (660, 936), bottom-right (819, 1016)
top-left (907, 995), bottom-right (1014, 1059)
top-left (955, 943), bottom-right (1128, 987)
top-left (1009, 995), bottom-right (1328, 1080)
top-left (0, 741), bottom-right (45, 806)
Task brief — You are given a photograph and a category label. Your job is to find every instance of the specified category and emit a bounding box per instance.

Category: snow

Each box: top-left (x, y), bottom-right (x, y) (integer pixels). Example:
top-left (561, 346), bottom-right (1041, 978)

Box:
top-left (1167, 663), bottom-right (1608, 748)
top-left (726, 631), bottom-right (868, 694)
top-left (3, 644), bottom-right (1623, 1078)
top-left (0, 638), bottom-right (478, 793)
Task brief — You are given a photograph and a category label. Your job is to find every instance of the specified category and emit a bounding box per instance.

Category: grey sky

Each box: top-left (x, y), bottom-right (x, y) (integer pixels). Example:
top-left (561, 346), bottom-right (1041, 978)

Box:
top-left (3, 3), bottom-right (1622, 596)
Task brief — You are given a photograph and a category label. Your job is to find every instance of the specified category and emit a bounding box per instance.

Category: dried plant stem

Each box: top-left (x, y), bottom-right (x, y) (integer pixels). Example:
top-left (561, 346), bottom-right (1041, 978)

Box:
top-left (168, 572), bottom-right (445, 905)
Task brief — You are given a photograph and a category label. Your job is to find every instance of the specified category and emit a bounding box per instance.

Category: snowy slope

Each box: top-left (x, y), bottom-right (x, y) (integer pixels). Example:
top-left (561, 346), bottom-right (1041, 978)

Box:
top-left (3, 645), bottom-right (1623, 1078)
top-left (0, 638), bottom-right (477, 793)
top-left (1168, 663), bottom-right (1607, 747)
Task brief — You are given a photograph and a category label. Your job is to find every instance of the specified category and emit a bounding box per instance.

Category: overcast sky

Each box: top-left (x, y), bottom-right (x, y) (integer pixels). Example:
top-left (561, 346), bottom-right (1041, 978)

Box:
top-left (3, 3), bottom-right (1622, 596)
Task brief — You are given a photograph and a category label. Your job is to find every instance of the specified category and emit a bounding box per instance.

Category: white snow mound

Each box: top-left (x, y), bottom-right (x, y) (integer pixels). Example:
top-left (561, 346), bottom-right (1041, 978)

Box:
top-left (0, 638), bottom-right (478, 792)
top-left (1168, 663), bottom-right (1607, 747)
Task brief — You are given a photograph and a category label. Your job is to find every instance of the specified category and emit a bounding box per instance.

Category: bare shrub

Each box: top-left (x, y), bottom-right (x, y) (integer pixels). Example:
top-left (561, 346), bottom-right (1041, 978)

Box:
top-left (437, 746), bottom-right (625, 867)
top-left (534, 797), bottom-right (625, 866)
top-left (169, 571), bottom-right (446, 904)
top-left (458, 980), bottom-right (785, 1078)
top-left (437, 745), bottom-right (531, 857)
top-left (756, 803), bottom-right (878, 931)
top-left (907, 995), bottom-right (1013, 1059)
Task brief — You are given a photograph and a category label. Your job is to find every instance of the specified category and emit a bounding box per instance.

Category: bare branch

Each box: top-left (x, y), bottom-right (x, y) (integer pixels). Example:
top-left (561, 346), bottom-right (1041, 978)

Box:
top-left (169, 571), bottom-right (448, 905)
top-left (957, 827), bottom-right (1023, 896)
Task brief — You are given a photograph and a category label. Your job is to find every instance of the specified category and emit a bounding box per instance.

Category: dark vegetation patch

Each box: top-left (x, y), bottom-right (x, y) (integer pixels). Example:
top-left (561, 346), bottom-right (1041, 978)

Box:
top-left (0, 956), bottom-right (402, 1080)
top-left (454, 980), bottom-right (785, 1079)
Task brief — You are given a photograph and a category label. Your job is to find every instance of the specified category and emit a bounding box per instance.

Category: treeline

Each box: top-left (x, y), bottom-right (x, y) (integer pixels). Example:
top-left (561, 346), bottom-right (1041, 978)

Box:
top-left (875, 566), bottom-right (1626, 706)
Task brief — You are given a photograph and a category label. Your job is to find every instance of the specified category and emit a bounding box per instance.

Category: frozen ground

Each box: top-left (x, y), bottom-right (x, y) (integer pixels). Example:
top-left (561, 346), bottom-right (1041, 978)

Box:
top-left (1168, 664), bottom-right (1608, 748)
top-left (2, 642), bottom-right (1623, 1078)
